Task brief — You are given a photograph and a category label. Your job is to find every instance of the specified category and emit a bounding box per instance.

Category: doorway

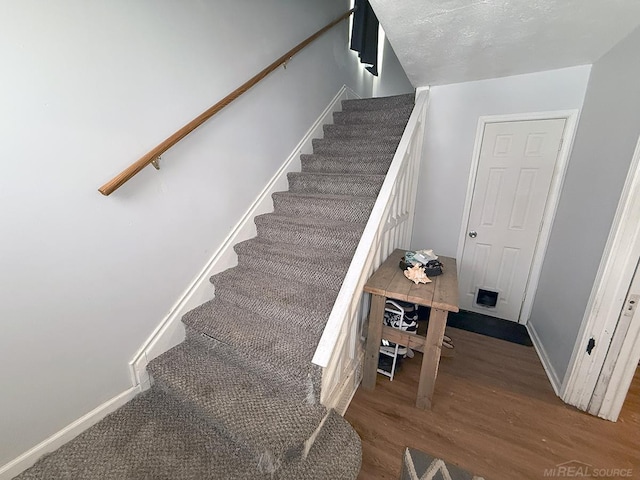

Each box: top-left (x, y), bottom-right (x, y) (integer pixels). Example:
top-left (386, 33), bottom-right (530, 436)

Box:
top-left (457, 113), bottom-right (577, 323)
top-left (588, 259), bottom-right (640, 419)
top-left (563, 133), bottom-right (640, 421)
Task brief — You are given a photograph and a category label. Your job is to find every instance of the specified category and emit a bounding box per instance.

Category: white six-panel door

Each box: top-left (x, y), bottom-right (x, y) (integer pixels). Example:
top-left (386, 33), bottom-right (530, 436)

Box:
top-left (459, 119), bottom-right (566, 322)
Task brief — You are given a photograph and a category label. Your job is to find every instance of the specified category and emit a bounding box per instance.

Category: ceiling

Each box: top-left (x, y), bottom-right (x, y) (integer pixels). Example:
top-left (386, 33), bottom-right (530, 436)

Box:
top-left (369, 0), bottom-right (640, 86)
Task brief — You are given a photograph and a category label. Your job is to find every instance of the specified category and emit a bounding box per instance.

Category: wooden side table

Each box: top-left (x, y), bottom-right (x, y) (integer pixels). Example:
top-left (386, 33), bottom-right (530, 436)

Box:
top-left (362, 249), bottom-right (459, 409)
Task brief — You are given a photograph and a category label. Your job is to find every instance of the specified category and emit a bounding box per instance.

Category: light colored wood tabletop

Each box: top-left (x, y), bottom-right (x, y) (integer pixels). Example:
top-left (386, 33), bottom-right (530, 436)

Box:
top-left (364, 249), bottom-right (459, 312)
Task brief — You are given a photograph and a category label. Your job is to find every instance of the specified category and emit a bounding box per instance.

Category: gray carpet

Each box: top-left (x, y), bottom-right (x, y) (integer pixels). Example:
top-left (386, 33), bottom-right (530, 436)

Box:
top-left (15, 93), bottom-right (415, 479)
top-left (400, 448), bottom-right (485, 480)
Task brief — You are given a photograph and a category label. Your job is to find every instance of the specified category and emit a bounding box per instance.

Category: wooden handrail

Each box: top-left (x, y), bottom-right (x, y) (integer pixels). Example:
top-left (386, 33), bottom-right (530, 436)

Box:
top-left (98, 9), bottom-right (354, 196)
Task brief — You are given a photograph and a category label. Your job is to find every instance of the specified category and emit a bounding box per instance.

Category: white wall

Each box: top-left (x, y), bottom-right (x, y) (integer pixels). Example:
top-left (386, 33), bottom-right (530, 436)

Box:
top-left (529, 27), bottom-right (640, 383)
top-left (410, 65), bottom-right (591, 257)
top-left (372, 34), bottom-right (414, 97)
top-left (0, 0), bottom-right (375, 466)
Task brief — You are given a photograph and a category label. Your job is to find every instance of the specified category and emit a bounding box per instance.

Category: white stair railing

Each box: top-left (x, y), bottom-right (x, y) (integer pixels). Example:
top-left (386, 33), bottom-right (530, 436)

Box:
top-left (312, 89), bottom-right (430, 412)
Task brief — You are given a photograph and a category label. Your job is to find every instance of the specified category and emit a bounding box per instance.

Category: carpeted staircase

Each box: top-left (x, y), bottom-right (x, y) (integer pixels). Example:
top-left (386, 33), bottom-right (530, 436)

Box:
top-left (15, 93), bottom-right (415, 480)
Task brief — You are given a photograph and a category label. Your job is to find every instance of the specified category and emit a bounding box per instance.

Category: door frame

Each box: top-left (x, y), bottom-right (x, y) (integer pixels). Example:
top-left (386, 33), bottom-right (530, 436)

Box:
top-left (456, 110), bottom-right (580, 324)
top-left (562, 134), bottom-right (640, 420)
top-left (589, 261), bottom-right (640, 421)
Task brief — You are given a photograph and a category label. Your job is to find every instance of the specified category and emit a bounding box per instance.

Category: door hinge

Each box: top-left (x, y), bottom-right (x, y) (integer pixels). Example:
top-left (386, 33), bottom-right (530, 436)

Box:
top-left (586, 337), bottom-right (596, 355)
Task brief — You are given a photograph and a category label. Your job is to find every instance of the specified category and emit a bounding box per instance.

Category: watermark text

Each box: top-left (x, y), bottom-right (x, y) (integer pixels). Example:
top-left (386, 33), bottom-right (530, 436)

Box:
top-left (544, 461), bottom-right (633, 478)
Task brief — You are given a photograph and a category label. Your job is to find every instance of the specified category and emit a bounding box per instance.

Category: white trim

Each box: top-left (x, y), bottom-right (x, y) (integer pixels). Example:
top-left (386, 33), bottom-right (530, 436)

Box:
top-left (593, 313), bottom-right (640, 421)
top-left (455, 110), bottom-right (580, 325)
top-left (1, 85), bottom-right (359, 479)
top-left (562, 134), bottom-right (640, 411)
top-left (128, 85), bottom-right (354, 387)
top-left (527, 322), bottom-right (561, 394)
top-left (0, 386), bottom-right (140, 480)
top-left (314, 90), bottom-right (429, 414)
top-left (344, 84), bottom-right (362, 101)
top-left (588, 257), bottom-right (640, 419)
top-left (324, 351), bottom-right (365, 416)
top-left (312, 89), bottom-right (430, 367)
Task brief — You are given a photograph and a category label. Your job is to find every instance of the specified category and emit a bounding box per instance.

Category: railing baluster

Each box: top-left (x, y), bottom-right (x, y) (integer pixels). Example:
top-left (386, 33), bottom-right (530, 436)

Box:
top-left (313, 91), bottom-right (429, 409)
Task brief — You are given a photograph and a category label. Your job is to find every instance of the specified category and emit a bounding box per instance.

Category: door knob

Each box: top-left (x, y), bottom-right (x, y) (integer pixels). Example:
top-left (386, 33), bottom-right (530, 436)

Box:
top-left (468, 231), bottom-right (477, 238)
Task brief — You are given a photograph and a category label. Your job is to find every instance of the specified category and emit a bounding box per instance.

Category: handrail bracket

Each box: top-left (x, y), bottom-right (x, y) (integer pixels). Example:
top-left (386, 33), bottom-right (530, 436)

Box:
top-left (150, 157), bottom-right (161, 170)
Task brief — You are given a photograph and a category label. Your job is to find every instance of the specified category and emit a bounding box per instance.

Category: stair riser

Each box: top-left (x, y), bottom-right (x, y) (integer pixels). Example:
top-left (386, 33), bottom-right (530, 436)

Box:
top-left (183, 300), bottom-right (319, 356)
top-left (333, 106), bottom-right (412, 125)
top-left (233, 237), bottom-right (351, 269)
top-left (147, 338), bottom-right (329, 468)
top-left (272, 194), bottom-right (375, 223)
top-left (312, 138), bottom-right (400, 155)
top-left (234, 238), bottom-right (353, 266)
top-left (181, 297), bottom-right (326, 402)
top-left (151, 375), bottom-right (308, 469)
top-left (301, 156), bottom-right (392, 175)
top-left (323, 123), bottom-right (406, 139)
top-left (255, 220), bottom-right (362, 252)
top-left (212, 287), bottom-right (329, 334)
top-left (184, 328), bottom-right (323, 403)
top-left (341, 93), bottom-right (414, 112)
top-left (287, 174), bottom-right (384, 197)
top-left (236, 252), bottom-right (347, 290)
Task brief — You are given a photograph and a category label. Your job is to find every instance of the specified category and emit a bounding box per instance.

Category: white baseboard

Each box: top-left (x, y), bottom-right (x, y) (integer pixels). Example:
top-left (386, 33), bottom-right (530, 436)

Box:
top-left (129, 84), bottom-right (354, 389)
top-left (527, 322), bottom-right (561, 395)
top-left (1, 84), bottom-right (356, 480)
top-left (0, 386), bottom-right (140, 480)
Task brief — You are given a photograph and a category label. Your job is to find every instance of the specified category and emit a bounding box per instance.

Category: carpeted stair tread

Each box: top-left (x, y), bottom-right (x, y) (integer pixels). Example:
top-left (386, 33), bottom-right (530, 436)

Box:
top-left (148, 339), bottom-right (326, 465)
top-left (14, 93), bottom-right (415, 480)
top-left (312, 136), bottom-right (401, 155)
top-left (210, 267), bottom-right (339, 330)
top-left (235, 237), bottom-right (350, 290)
top-left (15, 390), bottom-right (360, 480)
top-left (182, 301), bottom-right (322, 396)
top-left (300, 153), bottom-right (393, 175)
top-left (341, 92), bottom-right (414, 112)
top-left (14, 390), bottom-right (262, 480)
top-left (210, 265), bottom-right (338, 317)
top-left (184, 327), bottom-right (323, 405)
top-left (282, 409), bottom-right (362, 479)
top-left (333, 104), bottom-right (413, 125)
top-left (287, 171), bottom-right (385, 197)
top-left (255, 213), bottom-right (365, 251)
top-left (323, 123), bottom-right (407, 139)
top-left (272, 191), bottom-right (376, 223)
top-left (235, 237), bottom-right (352, 266)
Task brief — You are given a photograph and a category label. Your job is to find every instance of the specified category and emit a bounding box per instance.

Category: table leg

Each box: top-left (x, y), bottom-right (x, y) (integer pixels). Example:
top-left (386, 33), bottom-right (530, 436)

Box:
top-left (416, 308), bottom-right (448, 409)
top-left (362, 294), bottom-right (386, 390)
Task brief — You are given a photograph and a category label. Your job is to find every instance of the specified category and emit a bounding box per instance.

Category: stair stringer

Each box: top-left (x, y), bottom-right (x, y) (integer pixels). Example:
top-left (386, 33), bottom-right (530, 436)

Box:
top-left (128, 84), bottom-right (361, 390)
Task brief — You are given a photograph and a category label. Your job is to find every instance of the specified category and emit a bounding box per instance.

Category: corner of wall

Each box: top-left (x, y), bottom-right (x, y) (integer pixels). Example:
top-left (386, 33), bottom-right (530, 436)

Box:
top-left (0, 387), bottom-right (140, 480)
top-left (527, 322), bottom-right (561, 395)
top-left (372, 33), bottom-right (414, 98)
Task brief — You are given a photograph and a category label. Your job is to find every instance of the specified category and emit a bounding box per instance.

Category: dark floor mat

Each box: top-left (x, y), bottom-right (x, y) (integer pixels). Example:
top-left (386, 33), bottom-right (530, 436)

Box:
top-left (418, 307), bottom-right (533, 346)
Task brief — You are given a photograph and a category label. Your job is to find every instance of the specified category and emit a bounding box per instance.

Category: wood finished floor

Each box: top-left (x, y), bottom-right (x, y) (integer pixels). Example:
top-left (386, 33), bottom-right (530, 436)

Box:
top-left (345, 327), bottom-right (640, 480)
